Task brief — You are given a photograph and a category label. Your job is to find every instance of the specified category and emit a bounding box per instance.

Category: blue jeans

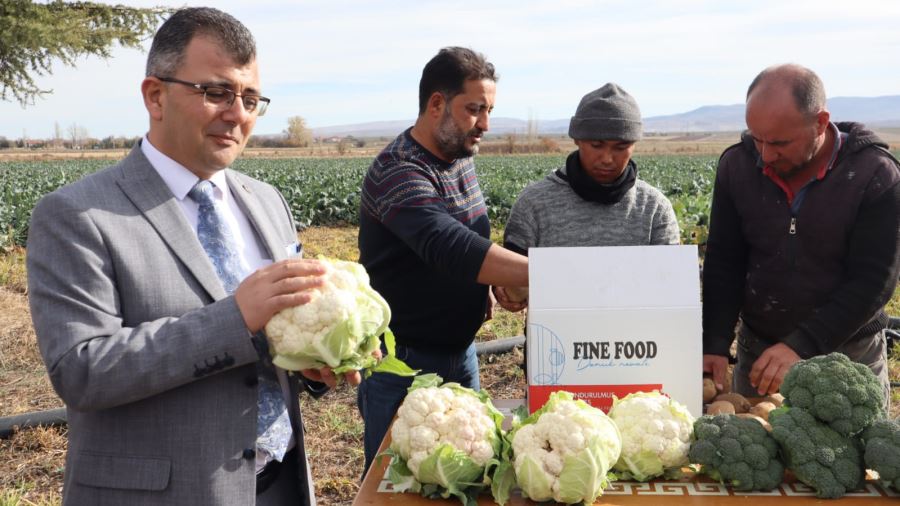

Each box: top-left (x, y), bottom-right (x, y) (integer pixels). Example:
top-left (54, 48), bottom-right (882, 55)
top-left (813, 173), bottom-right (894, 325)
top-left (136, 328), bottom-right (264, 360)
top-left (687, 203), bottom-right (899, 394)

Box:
top-left (357, 342), bottom-right (480, 477)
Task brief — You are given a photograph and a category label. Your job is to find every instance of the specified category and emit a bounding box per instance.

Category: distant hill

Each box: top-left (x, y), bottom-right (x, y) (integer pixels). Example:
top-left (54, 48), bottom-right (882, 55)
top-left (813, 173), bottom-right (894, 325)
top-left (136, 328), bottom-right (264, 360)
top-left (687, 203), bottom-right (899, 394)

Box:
top-left (310, 95), bottom-right (900, 138)
top-left (643, 96), bottom-right (900, 132)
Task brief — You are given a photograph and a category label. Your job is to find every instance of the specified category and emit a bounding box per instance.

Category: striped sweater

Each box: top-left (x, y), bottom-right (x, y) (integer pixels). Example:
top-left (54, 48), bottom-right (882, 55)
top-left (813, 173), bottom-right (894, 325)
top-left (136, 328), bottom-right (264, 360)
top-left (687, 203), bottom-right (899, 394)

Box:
top-left (359, 128), bottom-right (492, 353)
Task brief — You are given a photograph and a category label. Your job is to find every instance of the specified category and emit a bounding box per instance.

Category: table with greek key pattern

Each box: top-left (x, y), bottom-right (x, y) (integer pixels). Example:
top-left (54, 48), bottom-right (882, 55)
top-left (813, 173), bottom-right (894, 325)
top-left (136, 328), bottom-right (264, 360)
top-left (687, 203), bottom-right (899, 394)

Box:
top-left (352, 399), bottom-right (897, 506)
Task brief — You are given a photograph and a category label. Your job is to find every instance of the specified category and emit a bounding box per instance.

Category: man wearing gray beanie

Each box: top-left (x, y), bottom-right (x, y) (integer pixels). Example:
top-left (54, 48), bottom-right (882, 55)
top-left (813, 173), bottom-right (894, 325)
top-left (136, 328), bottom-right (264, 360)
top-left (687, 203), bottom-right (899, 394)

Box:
top-left (498, 83), bottom-right (679, 304)
top-left (568, 83), bottom-right (643, 144)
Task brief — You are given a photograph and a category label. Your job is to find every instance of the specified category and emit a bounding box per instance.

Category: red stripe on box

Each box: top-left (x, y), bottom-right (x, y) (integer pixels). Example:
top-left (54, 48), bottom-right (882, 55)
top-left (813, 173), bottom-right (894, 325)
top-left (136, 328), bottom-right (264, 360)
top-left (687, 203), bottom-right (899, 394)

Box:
top-left (528, 384), bottom-right (664, 413)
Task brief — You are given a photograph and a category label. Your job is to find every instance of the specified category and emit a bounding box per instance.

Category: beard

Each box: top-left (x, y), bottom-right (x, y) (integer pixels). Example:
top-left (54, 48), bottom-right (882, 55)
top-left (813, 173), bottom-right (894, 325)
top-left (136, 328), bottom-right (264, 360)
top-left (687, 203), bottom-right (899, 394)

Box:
top-left (772, 139), bottom-right (820, 180)
top-left (769, 125), bottom-right (826, 180)
top-left (434, 109), bottom-right (482, 160)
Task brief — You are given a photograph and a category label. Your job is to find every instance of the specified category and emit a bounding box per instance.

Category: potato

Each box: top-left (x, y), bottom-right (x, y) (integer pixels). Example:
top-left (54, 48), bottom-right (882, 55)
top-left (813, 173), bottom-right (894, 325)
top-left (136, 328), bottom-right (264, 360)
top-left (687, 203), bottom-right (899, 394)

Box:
top-left (706, 400), bottom-right (735, 415)
top-left (749, 401), bottom-right (777, 421)
top-left (723, 366), bottom-right (733, 393)
top-left (713, 392), bottom-right (751, 413)
top-left (761, 393), bottom-right (784, 407)
top-left (702, 377), bottom-right (718, 403)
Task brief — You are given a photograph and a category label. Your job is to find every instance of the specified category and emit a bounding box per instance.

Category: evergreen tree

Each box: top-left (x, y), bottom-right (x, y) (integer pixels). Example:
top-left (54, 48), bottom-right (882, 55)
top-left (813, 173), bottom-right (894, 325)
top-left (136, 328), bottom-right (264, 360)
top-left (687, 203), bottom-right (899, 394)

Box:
top-left (0, 1), bottom-right (169, 106)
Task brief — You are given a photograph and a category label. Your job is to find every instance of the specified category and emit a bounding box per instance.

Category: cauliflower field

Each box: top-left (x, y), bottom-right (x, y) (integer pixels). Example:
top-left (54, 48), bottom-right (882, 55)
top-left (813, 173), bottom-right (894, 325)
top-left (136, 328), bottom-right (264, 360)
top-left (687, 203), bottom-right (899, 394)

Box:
top-left (0, 154), bottom-right (716, 249)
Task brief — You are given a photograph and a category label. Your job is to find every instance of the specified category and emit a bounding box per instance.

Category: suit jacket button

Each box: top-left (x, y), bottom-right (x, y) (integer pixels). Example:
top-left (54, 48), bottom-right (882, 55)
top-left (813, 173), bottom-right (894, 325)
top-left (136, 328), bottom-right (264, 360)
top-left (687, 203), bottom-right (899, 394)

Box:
top-left (243, 448), bottom-right (256, 460)
top-left (245, 375), bottom-right (258, 387)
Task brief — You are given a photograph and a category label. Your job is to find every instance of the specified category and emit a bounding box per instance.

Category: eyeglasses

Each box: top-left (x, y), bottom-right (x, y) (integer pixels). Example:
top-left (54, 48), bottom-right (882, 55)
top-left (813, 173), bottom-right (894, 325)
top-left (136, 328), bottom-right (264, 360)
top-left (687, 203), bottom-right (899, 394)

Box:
top-left (156, 76), bottom-right (270, 116)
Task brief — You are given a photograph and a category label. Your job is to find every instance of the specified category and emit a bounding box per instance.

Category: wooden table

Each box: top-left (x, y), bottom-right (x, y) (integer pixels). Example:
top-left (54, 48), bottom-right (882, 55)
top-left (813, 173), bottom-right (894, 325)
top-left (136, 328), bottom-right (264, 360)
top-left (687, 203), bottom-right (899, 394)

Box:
top-left (352, 400), bottom-right (898, 505)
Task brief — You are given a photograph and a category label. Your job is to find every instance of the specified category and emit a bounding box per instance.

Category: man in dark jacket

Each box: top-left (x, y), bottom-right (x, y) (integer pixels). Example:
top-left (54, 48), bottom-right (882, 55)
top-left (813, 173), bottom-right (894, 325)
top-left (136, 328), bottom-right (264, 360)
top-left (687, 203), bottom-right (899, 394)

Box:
top-left (702, 64), bottom-right (900, 407)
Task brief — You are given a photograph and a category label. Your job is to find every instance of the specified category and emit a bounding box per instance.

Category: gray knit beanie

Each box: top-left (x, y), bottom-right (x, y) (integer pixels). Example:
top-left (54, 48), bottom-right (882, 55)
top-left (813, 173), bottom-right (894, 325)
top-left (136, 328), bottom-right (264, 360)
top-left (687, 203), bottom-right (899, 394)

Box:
top-left (568, 83), bottom-right (642, 142)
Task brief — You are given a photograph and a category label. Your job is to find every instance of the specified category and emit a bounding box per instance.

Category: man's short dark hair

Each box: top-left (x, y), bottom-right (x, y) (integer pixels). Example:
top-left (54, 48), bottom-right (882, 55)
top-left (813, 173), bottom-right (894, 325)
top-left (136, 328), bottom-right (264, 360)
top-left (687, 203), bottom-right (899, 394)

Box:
top-left (746, 64), bottom-right (826, 118)
top-left (418, 47), bottom-right (497, 115)
top-left (146, 7), bottom-right (256, 77)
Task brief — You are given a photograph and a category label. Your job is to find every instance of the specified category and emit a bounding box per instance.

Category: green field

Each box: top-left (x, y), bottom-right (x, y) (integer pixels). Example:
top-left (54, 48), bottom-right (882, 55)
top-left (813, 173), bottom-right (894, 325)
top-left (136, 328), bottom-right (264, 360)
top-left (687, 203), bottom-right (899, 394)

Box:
top-left (0, 154), bottom-right (716, 249)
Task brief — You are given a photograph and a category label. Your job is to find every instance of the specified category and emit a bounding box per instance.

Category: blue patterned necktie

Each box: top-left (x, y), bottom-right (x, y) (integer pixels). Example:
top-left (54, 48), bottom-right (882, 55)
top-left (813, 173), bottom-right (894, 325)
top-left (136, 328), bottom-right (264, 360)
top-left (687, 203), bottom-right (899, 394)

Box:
top-left (188, 180), bottom-right (292, 462)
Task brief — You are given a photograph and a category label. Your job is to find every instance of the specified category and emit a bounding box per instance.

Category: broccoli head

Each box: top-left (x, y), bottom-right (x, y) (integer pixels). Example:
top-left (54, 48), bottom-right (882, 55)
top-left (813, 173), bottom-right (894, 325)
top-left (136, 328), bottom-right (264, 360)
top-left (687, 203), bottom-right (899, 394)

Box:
top-left (769, 406), bottom-right (865, 499)
top-left (688, 414), bottom-right (784, 491)
top-left (861, 418), bottom-right (899, 491)
top-left (779, 352), bottom-right (884, 437)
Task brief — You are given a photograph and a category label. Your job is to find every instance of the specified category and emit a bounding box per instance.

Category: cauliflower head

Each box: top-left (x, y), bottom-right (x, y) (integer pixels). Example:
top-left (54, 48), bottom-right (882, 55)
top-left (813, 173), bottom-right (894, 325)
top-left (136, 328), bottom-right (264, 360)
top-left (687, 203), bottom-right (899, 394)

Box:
top-left (608, 390), bottom-right (695, 481)
top-left (779, 352), bottom-right (885, 437)
top-left (861, 418), bottom-right (900, 491)
top-left (265, 258), bottom-right (389, 374)
top-left (689, 414), bottom-right (784, 492)
top-left (769, 406), bottom-right (865, 499)
top-left (507, 391), bottom-right (621, 504)
top-left (386, 374), bottom-right (504, 505)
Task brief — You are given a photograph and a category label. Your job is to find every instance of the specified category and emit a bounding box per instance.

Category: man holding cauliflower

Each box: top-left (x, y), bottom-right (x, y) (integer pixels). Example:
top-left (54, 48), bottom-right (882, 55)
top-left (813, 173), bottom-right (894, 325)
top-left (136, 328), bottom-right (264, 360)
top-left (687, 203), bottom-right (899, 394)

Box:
top-left (26, 7), bottom-right (357, 506)
top-left (358, 47), bottom-right (529, 475)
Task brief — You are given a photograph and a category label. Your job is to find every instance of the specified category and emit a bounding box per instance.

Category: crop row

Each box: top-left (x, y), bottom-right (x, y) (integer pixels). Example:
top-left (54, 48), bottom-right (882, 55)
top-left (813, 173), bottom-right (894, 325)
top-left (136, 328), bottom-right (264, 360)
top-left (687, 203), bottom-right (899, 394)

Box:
top-left (0, 154), bottom-right (717, 249)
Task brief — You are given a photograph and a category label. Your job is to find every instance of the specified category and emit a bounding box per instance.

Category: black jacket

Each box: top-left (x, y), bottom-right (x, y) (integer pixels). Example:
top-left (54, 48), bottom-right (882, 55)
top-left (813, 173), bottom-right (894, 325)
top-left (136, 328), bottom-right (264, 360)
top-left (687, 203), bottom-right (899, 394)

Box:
top-left (703, 122), bottom-right (900, 358)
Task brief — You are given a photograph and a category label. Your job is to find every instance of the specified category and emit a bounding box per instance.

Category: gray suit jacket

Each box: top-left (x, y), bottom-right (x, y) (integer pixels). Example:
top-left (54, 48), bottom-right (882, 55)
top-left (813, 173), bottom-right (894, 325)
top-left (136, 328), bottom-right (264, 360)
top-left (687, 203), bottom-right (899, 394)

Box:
top-left (27, 145), bottom-right (316, 505)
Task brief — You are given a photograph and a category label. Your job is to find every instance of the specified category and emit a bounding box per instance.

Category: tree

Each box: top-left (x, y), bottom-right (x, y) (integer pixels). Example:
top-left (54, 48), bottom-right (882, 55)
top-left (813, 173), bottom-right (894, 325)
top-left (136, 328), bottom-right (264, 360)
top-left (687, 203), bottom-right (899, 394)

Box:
top-left (67, 122), bottom-right (89, 148)
top-left (336, 137), bottom-right (351, 155)
top-left (52, 121), bottom-right (63, 147)
top-left (0, 1), bottom-right (169, 106)
top-left (526, 111), bottom-right (538, 145)
top-left (504, 132), bottom-right (518, 154)
top-left (283, 115), bottom-right (313, 147)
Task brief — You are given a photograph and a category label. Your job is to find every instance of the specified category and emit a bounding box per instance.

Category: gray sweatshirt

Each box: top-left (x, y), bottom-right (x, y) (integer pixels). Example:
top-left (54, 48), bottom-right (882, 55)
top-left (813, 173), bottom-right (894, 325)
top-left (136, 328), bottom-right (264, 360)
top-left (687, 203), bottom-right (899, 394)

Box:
top-left (504, 166), bottom-right (680, 251)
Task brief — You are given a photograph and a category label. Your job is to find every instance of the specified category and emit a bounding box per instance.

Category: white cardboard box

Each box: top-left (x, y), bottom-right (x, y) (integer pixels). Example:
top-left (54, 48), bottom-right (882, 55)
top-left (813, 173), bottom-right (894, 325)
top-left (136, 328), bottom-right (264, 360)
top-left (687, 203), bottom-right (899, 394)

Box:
top-left (526, 245), bottom-right (703, 418)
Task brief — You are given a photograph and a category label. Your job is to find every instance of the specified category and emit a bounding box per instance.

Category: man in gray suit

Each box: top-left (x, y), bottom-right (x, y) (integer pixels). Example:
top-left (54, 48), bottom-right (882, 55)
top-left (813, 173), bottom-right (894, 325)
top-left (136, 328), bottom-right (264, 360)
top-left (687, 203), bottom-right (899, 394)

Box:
top-left (26, 7), bottom-right (353, 505)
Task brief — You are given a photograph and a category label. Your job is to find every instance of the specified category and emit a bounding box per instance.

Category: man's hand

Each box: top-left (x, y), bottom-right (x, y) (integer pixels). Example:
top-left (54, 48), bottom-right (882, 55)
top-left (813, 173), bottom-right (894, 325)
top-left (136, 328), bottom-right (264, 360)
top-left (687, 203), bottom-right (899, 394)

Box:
top-left (750, 343), bottom-right (800, 395)
top-left (300, 349), bottom-right (381, 388)
top-left (703, 354), bottom-right (729, 392)
top-left (300, 367), bottom-right (360, 388)
top-left (493, 286), bottom-right (527, 312)
top-left (235, 258), bottom-right (328, 333)
top-left (485, 288), bottom-right (496, 322)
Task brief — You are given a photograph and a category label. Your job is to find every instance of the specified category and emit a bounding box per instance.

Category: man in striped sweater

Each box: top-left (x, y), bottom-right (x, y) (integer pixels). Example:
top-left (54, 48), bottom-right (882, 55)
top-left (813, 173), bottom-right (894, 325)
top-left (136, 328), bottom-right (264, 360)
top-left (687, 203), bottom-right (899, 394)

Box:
top-left (357, 47), bottom-right (528, 474)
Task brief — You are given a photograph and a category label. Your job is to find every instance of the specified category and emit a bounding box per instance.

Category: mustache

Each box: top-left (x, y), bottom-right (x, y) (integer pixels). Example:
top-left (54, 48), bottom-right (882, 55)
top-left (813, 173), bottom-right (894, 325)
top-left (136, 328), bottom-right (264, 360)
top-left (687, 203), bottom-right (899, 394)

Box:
top-left (207, 129), bottom-right (240, 141)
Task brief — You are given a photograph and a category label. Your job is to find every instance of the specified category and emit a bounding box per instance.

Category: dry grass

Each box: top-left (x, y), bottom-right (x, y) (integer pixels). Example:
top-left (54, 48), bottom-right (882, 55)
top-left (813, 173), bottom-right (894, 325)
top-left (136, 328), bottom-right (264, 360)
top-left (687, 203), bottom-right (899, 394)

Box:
top-left (0, 247), bottom-right (27, 295)
top-left (0, 426), bottom-right (65, 505)
top-left (299, 226), bottom-right (361, 261)
top-left (0, 287), bottom-right (66, 505)
top-left (0, 288), bottom-right (57, 415)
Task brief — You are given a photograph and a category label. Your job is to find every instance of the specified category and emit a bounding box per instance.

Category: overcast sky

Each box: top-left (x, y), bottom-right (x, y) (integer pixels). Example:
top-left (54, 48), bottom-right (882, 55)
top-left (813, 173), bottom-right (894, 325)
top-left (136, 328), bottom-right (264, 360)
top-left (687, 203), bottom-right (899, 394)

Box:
top-left (2, 0), bottom-right (899, 139)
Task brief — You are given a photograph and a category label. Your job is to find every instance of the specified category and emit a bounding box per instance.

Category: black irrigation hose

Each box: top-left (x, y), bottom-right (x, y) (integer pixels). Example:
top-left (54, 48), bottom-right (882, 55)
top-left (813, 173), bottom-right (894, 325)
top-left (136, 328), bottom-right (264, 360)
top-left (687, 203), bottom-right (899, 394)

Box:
top-left (475, 335), bottom-right (525, 356)
top-left (0, 336), bottom-right (528, 439)
top-left (0, 407), bottom-right (66, 439)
